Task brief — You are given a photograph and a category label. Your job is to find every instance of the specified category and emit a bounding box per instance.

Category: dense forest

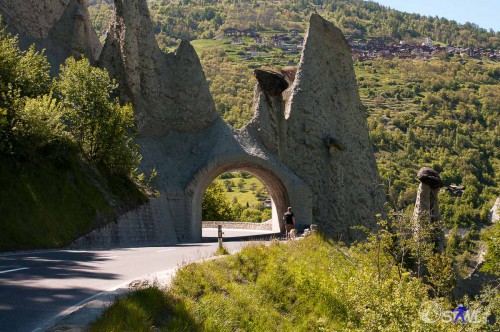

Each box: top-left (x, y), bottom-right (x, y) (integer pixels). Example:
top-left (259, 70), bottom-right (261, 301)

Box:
top-left (88, 0), bottom-right (500, 230)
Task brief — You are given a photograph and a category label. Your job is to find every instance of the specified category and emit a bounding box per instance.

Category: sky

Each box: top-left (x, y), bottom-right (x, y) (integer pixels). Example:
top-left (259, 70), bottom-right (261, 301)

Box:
top-left (372, 0), bottom-right (500, 32)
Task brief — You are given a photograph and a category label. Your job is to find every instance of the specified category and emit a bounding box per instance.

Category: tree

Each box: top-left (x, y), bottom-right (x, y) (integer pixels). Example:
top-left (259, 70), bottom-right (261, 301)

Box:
top-left (0, 25), bottom-right (51, 154)
top-left (202, 182), bottom-right (234, 221)
top-left (425, 253), bottom-right (457, 299)
top-left (482, 223), bottom-right (500, 276)
top-left (261, 208), bottom-right (271, 222)
top-left (237, 178), bottom-right (245, 190)
top-left (240, 208), bottom-right (263, 222)
top-left (12, 95), bottom-right (71, 160)
top-left (55, 58), bottom-right (139, 175)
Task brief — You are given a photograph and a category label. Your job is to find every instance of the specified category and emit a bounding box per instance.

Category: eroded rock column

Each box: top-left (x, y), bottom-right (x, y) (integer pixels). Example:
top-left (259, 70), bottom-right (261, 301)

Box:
top-left (412, 167), bottom-right (445, 252)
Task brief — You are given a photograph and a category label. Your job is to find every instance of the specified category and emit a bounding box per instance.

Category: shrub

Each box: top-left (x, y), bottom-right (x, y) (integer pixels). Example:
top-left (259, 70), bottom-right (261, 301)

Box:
top-left (203, 182), bottom-right (234, 221)
top-left (55, 57), bottom-right (139, 175)
top-left (12, 95), bottom-right (72, 160)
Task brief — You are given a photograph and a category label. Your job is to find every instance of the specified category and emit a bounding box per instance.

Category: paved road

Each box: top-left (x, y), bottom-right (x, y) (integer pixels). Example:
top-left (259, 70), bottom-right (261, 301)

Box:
top-left (0, 229), bottom-right (278, 332)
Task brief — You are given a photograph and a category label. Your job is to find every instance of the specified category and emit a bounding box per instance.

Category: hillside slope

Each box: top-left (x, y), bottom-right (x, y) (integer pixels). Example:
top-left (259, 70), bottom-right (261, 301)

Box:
top-left (0, 158), bottom-right (146, 251)
top-left (91, 234), bottom-right (500, 331)
top-left (0, 25), bottom-right (147, 251)
top-left (89, 0), bottom-right (500, 48)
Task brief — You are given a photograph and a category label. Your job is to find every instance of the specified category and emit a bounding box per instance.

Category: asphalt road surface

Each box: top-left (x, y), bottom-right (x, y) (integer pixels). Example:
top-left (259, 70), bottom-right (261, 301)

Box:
top-left (0, 228), bottom-right (278, 332)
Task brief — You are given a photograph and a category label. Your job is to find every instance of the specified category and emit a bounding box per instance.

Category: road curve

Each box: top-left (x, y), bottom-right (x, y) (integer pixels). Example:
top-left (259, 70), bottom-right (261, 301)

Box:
top-left (0, 229), bottom-right (278, 332)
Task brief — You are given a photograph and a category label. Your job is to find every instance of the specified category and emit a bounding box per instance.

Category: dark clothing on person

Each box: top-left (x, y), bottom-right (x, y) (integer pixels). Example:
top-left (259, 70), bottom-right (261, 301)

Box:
top-left (284, 211), bottom-right (294, 224)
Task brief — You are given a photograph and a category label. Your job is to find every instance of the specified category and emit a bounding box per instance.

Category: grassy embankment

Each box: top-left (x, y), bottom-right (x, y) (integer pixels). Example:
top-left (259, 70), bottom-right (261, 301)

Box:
top-left (0, 158), bottom-right (147, 251)
top-left (90, 233), bottom-right (498, 331)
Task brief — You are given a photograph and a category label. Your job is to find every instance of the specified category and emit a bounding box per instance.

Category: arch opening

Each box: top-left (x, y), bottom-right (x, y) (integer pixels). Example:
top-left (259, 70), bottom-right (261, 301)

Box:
top-left (190, 161), bottom-right (291, 241)
top-left (202, 172), bottom-right (272, 223)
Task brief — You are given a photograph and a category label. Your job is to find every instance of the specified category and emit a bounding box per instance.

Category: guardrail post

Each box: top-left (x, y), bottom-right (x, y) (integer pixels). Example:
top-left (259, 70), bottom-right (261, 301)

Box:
top-left (218, 225), bottom-right (223, 249)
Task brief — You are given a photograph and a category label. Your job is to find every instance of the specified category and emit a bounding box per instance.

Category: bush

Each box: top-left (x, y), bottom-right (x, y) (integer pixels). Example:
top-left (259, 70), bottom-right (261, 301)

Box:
top-left (202, 182), bottom-right (234, 221)
top-left (12, 95), bottom-right (72, 160)
top-left (240, 208), bottom-right (263, 222)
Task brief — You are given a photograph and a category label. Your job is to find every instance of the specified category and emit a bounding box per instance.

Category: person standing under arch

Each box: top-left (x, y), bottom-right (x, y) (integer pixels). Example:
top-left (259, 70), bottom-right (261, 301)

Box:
top-left (283, 207), bottom-right (295, 240)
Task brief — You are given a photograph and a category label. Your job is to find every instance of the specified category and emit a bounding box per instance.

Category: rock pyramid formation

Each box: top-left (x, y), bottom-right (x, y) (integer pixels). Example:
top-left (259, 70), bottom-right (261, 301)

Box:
top-left (98, 0), bottom-right (217, 136)
top-left (0, 0), bottom-right (102, 75)
top-left (248, 14), bottom-right (385, 238)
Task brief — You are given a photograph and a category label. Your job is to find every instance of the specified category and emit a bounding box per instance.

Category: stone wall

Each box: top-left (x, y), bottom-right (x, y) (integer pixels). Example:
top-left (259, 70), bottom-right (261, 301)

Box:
top-left (202, 221), bottom-right (273, 231)
top-left (72, 196), bottom-right (178, 248)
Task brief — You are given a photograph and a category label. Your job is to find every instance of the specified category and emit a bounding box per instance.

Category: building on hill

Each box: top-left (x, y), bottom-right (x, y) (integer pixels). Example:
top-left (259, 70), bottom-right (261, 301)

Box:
top-left (347, 38), bottom-right (500, 62)
top-left (271, 35), bottom-right (285, 46)
top-left (231, 37), bottom-right (242, 45)
top-left (290, 29), bottom-right (301, 37)
top-left (422, 37), bottom-right (433, 47)
top-left (254, 36), bottom-right (265, 44)
top-left (224, 28), bottom-right (239, 36)
top-left (241, 28), bottom-right (257, 37)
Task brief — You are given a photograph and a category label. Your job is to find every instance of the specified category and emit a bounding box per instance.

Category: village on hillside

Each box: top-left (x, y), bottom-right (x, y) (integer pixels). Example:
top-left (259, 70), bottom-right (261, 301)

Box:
top-left (350, 37), bottom-right (500, 62)
top-left (222, 27), bottom-right (500, 62)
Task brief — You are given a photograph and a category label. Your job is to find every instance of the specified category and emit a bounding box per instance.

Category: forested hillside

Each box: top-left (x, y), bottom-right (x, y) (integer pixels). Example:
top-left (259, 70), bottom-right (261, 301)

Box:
top-left (89, 0), bottom-right (500, 48)
top-left (0, 28), bottom-right (147, 250)
top-left (88, 0), bottom-right (500, 229)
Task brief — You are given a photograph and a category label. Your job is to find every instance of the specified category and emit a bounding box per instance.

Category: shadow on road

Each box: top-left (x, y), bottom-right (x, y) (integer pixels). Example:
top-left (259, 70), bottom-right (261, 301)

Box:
top-left (0, 251), bottom-right (121, 332)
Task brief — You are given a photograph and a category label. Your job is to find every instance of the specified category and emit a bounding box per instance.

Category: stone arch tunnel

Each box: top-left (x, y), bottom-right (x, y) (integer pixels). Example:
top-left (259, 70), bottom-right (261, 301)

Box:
top-left (187, 155), bottom-right (313, 241)
top-left (58, 0), bottom-right (386, 248)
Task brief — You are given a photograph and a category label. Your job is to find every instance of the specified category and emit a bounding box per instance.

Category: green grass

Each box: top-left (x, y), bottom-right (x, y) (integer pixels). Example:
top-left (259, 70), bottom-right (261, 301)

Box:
top-left (213, 174), bottom-right (267, 208)
top-left (0, 158), bottom-right (147, 251)
top-left (90, 287), bottom-right (196, 332)
top-left (190, 39), bottom-right (225, 54)
top-left (214, 245), bottom-right (230, 256)
top-left (91, 234), bottom-right (492, 331)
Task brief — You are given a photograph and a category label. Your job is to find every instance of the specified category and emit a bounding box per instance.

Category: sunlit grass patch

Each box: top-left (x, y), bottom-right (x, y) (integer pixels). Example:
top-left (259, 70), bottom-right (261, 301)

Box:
top-left (214, 246), bottom-right (230, 256)
top-left (91, 234), bottom-right (471, 331)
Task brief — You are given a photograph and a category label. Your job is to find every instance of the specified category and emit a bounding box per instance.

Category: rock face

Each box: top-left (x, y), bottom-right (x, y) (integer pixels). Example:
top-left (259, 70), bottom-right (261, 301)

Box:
top-left (417, 167), bottom-right (444, 189)
top-left (490, 197), bottom-right (500, 223)
top-left (250, 14), bottom-right (386, 238)
top-left (253, 69), bottom-right (289, 96)
top-left (412, 167), bottom-right (445, 252)
top-left (1, 0), bottom-right (386, 246)
top-left (0, 0), bottom-right (102, 75)
top-left (98, 0), bottom-right (217, 136)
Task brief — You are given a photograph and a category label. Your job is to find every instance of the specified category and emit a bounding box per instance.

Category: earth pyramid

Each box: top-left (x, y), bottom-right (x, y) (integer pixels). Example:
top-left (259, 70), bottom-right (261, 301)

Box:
top-left (0, 0), bottom-right (386, 246)
top-left (0, 0), bottom-right (101, 75)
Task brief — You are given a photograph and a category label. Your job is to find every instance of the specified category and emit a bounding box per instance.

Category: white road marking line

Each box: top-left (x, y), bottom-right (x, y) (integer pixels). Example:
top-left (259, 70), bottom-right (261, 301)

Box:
top-left (0, 267), bottom-right (30, 274)
top-left (156, 249), bottom-right (175, 252)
